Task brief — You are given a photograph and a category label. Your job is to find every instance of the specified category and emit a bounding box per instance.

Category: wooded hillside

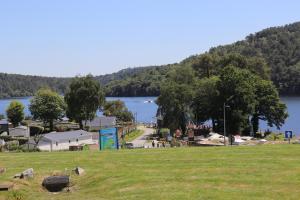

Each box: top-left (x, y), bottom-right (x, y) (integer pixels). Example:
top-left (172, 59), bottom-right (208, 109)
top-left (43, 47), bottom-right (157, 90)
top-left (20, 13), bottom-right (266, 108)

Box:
top-left (1, 21), bottom-right (300, 98)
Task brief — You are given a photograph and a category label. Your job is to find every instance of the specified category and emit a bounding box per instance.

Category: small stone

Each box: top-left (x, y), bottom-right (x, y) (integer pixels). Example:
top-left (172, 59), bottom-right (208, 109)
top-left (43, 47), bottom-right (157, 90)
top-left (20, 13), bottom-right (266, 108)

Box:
top-left (74, 167), bottom-right (85, 176)
top-left (14, 173), bottom-right (21, 178)
top-left (0, 168), bottom-right (5, 174)
top-left (20, 168), bottom-right (34, 179)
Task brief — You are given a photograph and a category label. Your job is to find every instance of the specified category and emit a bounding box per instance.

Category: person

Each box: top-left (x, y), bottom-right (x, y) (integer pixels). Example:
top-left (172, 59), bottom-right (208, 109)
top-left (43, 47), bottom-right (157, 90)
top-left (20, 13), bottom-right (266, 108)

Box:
top-left (162, 141), bottom-right (165, 148)
top-left (152, 140), bottom-right (155, 148)
top-left (157, 142), bottom-right (159, 148)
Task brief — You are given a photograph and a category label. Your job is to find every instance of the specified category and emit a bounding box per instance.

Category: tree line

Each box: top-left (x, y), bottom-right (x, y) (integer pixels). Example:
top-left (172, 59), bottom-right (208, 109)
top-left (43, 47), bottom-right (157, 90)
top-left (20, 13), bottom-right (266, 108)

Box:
top-left (3, 75), bottom-right (134, 132)
top-left (157, 54), bottom-right (288, 136)
top-left (1, 21), bottom-right (300, 98)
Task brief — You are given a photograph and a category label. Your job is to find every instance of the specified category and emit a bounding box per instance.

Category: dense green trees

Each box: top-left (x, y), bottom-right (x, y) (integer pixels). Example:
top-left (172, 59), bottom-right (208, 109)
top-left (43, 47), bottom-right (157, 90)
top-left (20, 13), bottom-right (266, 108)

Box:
top-left (158, 64), bottom-right (288, 136)
top-left (103, 100), bottom-right (133, 122)
top-left (157, 66), bottom-right (196, 133)
top-left (65, 75), bottom-right (105, 128)
top-left (6, 101), bottom-right (25, 127)
top-left (29, 88), bottom-right (66, 131)
top-left (1, 22), bottom-right (300, 97)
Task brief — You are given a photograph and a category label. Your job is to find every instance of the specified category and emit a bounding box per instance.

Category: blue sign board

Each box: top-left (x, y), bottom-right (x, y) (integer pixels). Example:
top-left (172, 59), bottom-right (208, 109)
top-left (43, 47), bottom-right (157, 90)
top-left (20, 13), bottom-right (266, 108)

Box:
top-left (99, 127), bottom-right (118, 150)
top-left (285, 131), bottom-right (293, 139)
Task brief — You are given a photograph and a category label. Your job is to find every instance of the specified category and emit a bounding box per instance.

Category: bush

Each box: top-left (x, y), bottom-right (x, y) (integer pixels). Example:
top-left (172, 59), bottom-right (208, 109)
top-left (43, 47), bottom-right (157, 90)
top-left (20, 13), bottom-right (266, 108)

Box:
top-left (5, 140), bottom-right (21, 151)
top-left (83, 144), bottom-right (90, 151)
top-left (160, 128), bottom-right (170, 138)
top-left (265, 132), bottom-right (285, 141)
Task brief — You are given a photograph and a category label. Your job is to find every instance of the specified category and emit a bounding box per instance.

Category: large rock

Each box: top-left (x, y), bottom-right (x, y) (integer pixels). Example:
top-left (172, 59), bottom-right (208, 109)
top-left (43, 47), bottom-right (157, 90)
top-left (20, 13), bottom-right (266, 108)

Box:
top-left (74, 167), bottom-right (85, 176)
top-left (42, 176), bottom-right (70, 192)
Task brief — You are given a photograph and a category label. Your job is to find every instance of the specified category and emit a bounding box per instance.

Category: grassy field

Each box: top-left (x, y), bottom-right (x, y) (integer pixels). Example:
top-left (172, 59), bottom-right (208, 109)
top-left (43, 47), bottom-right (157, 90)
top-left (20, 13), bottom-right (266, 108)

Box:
top-left (1, 145), bottom-right (300, 200)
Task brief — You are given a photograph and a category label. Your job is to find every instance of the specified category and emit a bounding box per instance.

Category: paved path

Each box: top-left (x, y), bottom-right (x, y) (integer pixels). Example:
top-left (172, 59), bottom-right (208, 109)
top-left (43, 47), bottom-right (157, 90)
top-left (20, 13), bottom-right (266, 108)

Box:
top-left (131, 127), bottom-right (154, 148)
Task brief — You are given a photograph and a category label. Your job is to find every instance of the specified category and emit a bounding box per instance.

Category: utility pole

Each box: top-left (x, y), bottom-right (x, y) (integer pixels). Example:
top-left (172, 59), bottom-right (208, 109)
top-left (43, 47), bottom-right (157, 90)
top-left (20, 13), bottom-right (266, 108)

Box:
top-left (223, 95), bottom-right (234, 146)
top-left (223, 103), bottom-right (226, 146)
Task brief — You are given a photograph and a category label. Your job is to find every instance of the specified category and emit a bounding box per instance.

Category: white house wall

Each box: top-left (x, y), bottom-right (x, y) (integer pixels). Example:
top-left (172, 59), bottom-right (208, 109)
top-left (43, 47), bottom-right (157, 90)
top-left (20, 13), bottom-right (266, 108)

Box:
top-left (38, 138), bottom-right (94, 151)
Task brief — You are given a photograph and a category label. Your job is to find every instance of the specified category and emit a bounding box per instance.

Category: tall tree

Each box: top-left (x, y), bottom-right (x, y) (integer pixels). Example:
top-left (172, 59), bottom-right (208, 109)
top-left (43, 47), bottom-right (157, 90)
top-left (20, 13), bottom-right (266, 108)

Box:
top-left (252, 79), bottom-right (288, 133)
top-left (192, 77), bottom-right (220, 129)
top-left (29, 88), bottom-right (66, 131)
top-left (157, 66), bottom-right (196, 133)
top-left (65, 75), bottom-right (105, 128)
top-left (6, 101), bottom-right (25, 127)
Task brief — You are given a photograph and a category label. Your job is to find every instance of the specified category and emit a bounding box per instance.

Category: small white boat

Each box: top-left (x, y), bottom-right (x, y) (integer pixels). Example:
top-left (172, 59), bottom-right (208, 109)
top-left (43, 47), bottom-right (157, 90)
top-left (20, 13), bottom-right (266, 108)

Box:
top-left (144, 100), bottom-right (153, 103)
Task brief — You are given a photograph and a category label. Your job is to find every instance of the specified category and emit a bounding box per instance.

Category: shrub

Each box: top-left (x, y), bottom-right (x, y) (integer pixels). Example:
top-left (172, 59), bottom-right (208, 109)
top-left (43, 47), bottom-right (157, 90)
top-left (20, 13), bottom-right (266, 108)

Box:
top-left (160, 128), bottom-right (170, 138)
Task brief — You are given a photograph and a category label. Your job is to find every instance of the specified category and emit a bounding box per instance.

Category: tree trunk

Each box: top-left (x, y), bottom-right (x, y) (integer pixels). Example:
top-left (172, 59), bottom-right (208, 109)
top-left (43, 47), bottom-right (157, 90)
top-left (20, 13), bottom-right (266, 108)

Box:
top-left (49, 120), bottom-right (54, 132)
top-left (79, 120), bottom-right (83, 129)
top-left (211, 118), bottom-right (215, 131)
top-left (251, 114), bottom-right (259, 134)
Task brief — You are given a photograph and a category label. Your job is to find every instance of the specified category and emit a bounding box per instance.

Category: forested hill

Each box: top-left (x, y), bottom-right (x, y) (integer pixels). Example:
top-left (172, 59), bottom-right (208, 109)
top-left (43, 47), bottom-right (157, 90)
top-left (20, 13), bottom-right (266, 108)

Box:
top-left (209, 22), bottom-right (300, 95)
top-left (1, 21), bottom-right (300, 98)
top-left (0, 73), bottom-right (70, 98)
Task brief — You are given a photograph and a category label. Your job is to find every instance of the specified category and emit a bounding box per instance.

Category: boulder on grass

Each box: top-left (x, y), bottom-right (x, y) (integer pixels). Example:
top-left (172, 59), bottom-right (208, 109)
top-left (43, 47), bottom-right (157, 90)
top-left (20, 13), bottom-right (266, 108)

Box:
top-left (74, 167), bottom-right (85, 176)
top-left (42, 176), bottom-right (70, 192)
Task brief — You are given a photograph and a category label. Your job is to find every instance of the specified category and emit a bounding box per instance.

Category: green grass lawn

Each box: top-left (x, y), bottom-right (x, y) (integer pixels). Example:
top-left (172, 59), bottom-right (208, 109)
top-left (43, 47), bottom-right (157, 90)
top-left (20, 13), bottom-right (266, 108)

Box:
top-left (124, 129), bottom-right (143, 142)
top-left (1, 145), bottom-right (300, 200)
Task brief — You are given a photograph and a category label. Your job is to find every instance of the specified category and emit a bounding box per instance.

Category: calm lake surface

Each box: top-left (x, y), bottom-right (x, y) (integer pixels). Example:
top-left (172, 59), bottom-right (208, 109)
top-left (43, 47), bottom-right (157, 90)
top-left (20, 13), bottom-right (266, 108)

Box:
top-left (0, 96), bottom-right (299, 133)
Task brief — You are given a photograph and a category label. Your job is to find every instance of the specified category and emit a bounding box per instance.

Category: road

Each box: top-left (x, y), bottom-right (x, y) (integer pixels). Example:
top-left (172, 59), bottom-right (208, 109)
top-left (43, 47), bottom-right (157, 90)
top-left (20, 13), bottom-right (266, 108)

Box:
top-left (131, 127), bottom-right (155, 148)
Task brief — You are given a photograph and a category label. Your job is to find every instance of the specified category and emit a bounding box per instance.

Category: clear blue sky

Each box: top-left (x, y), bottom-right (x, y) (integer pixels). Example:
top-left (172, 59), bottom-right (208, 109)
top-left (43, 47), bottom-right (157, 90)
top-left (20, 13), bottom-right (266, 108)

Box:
top-left (0, 0), bottom-right (299, 77)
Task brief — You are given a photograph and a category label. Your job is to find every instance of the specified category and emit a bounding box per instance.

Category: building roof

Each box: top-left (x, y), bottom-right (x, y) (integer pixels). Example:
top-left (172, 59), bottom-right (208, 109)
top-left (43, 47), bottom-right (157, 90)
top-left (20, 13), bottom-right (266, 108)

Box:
top-left (0, 120), bottom-right (9, 125)
top-left (84, 116), bottom-right (116, 128)
top-left (43, 130), bottom-right (92, 142)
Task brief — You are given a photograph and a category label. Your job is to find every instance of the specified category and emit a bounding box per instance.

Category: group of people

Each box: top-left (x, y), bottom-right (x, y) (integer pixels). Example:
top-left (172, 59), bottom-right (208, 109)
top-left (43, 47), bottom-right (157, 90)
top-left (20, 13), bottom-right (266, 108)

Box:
top-left (151, 140), bottom-right (166, 148)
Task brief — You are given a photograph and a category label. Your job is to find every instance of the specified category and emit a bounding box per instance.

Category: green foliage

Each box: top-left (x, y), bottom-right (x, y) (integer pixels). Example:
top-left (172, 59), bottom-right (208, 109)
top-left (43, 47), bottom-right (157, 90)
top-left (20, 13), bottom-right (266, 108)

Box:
top-left (29, 88), bottom-right (66, 131)
top-left (65, 75), bottom-right (105, 128)
top-left (157, 66), bottom-right (196, 133)
top-left (103, 100), bottom-right (133, 122)
top-left (252, 79), bottom-right (288, 133)
top-left (123, 129), bottom-right (143, 142)
top-left (192, 77), bottom-right (220, 126)
top-left (6, 101), bottom-right (25, 127)
top-left (159, 128), bottom-right (170, 138)
top-left (265, 132), bottom-right (285, 141)
top-left (160, 63), bottom-right (288, 135)
top-left (1, 22), bottom-right (300, 98)
top-left (6, 190), bottom-right (27, 200)
top-left (208, 22), bottom-right (300, 95)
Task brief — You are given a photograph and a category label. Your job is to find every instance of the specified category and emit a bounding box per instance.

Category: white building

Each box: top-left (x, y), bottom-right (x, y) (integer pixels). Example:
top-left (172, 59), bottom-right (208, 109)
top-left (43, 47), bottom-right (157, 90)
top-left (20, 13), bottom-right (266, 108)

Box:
top-left (36, 130), bottom-right (94, 151)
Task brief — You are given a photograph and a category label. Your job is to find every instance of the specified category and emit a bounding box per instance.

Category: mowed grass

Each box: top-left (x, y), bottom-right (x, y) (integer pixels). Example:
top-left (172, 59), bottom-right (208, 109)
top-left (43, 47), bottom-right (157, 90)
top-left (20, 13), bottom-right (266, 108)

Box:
top-left (1, 145), bottom-right (300, 200)
top-left (124, 129), bottom-right (144, 142)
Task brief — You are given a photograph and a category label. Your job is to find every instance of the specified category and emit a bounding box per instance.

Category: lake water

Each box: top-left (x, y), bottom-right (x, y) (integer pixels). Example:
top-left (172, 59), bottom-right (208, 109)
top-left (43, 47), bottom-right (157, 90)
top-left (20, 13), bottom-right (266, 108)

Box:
top-left (0, 96), bottom-right (299, 134)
